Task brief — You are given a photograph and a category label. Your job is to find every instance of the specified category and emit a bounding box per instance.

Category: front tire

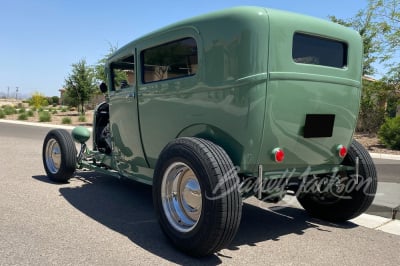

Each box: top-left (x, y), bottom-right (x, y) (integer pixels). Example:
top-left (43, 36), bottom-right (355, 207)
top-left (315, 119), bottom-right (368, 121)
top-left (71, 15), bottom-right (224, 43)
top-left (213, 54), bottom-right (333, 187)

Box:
top-left (297, 139), bottom-right (377, 222)
top-left (153, 138), bottom-right (242, 257)
top-left (42, 129), bottom-right (77, 183)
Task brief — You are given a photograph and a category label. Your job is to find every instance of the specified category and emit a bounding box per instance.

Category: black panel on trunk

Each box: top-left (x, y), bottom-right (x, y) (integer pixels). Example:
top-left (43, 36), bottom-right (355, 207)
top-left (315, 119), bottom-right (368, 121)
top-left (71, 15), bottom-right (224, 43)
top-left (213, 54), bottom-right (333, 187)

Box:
top-left (304, 114), bottom-right (335, 138)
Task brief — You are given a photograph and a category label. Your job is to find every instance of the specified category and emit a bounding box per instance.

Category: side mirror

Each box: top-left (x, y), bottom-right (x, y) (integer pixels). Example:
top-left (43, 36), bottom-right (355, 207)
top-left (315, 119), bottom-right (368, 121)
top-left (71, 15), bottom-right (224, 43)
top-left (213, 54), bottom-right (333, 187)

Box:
top-left (99, 82), bottom-right (108, 93)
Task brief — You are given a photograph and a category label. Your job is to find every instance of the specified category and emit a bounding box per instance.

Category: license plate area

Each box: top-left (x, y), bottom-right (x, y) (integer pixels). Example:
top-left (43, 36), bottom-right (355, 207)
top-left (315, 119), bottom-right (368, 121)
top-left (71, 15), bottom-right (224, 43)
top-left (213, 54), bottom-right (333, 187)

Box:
top-left (304, 114), bottom-right (335, 138)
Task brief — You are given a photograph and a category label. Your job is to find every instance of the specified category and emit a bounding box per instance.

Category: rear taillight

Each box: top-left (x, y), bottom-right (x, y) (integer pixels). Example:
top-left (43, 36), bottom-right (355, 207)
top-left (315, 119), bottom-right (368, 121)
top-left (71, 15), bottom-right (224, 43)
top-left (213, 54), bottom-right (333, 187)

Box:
top-left (272, 148), bottom-right (285, 163)
top-left (337, 145), bottom-right (347, 158)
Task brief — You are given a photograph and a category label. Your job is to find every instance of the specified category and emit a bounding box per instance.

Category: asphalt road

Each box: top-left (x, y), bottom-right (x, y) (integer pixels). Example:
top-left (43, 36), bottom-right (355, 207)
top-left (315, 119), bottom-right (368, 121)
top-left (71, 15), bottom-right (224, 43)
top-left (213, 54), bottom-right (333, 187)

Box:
top-left (1, 122), bottom-right (399, 265)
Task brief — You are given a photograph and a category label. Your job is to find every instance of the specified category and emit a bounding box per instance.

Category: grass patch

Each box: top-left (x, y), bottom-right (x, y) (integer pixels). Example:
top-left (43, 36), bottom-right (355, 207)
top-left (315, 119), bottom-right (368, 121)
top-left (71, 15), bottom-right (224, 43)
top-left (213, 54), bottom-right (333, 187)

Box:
top-left (3, 105), bottom-right (16, 115)
top-left (39, 111), bottom-right (51, 122)
top-left (27, 110), bottom-right (35, 117)
top-left (61, 117), bottom-right (72, 124)
top-left (17, 113), bottom-right (28, 120)
top-left (78, 115), bottom-right (86, 122)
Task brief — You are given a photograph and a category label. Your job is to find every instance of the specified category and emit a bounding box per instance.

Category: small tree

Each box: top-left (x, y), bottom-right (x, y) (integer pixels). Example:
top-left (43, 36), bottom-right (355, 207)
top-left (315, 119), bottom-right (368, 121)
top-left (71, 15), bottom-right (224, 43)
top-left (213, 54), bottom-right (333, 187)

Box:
top-left (47, 96), bottom-right (60, 106)
top-left (64, 59), bottom-right (96, 114)
top-left (94, 45), bottom-right (119, 83)
top-left (357, 79), bottom-right (390, 133)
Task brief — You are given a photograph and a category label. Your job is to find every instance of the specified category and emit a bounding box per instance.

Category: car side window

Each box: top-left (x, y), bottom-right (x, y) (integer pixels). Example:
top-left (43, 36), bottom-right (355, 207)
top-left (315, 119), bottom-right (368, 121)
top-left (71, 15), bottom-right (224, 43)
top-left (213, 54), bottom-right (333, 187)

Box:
top-left (111, 55), bottom-right (136, 91)
top-left (141, 37), bottom-right (198, 83)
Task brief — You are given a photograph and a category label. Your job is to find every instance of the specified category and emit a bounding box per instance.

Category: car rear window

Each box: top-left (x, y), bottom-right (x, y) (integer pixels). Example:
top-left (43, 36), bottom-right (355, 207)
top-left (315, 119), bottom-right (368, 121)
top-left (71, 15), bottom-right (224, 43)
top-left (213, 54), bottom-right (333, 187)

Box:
top-left (292, 33), bottom-right (347, 68)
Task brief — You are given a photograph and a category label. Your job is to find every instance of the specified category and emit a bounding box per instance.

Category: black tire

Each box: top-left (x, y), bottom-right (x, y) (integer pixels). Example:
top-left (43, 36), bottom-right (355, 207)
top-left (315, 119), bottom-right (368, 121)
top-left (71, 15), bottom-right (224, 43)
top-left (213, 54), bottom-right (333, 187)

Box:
top-left (153, 137), bottom-right (242, 257)
top-left (42, 129), bottom-right (77, 183)
top-left (297, 139), bottom-right (377, 222)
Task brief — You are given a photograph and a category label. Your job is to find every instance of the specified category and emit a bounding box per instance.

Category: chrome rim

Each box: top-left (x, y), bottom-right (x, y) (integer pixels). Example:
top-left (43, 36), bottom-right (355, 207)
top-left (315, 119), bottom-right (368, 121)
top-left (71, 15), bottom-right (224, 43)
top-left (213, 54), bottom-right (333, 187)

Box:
top-left (161, 162), bottom-right (202, 233)
top-left (45, 139), bottom-right (61, 174)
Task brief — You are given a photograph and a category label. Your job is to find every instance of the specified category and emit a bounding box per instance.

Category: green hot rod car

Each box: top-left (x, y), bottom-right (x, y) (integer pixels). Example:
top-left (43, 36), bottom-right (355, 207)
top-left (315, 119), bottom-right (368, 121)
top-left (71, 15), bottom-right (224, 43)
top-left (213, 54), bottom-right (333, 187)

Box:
top-left (42, 6), bottom-right (377, 257)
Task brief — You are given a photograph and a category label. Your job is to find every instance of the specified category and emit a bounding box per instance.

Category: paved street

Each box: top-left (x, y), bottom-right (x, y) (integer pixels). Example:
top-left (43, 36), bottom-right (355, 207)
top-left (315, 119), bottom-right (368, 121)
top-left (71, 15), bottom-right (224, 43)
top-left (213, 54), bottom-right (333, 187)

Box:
top-left (1, 121), bottom-right (399, 265)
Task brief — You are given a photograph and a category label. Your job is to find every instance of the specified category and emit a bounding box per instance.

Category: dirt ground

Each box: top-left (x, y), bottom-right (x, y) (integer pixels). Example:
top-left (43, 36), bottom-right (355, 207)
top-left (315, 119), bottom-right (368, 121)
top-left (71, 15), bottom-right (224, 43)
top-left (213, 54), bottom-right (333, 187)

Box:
top-left (354, 132), bottom-right (400, 155)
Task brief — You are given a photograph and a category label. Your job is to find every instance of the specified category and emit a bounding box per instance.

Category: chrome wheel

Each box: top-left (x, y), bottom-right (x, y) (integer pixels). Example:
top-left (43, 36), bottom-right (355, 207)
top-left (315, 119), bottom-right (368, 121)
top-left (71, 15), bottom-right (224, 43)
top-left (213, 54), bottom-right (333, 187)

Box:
top-left (161, 162), bottom-right (202, 233)
top-left (45, 139), bottom-right (61, 174)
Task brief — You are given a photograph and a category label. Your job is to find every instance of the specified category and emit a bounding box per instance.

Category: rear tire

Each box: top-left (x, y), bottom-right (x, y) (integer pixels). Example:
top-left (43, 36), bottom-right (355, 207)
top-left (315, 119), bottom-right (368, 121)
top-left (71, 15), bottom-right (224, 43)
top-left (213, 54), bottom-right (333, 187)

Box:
top-left (297, 139), bottom-right (377, 222)
top-left (42, 129), bottom-right (77, 183)
top-left (153, 137), bottom-right (242, 257)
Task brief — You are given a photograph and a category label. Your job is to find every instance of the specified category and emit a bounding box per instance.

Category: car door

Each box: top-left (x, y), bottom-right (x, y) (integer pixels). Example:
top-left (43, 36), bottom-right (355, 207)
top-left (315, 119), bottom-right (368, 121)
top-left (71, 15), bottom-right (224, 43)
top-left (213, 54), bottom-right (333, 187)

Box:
top-left (108, 51), bottom-right (148, 177)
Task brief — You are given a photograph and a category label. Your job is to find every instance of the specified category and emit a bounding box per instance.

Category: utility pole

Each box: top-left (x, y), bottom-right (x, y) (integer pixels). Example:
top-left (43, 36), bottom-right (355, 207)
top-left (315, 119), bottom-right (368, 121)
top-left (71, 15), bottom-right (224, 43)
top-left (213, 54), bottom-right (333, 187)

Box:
top-left (7, 86), bottom-right (9, 99)
top-left (15, 87), bottom-right (19, 100)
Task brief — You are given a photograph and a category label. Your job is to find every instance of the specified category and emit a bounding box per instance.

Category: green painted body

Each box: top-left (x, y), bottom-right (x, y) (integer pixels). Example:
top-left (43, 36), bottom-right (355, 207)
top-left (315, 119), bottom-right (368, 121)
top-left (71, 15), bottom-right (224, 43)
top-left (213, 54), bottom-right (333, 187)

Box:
top-left (82, 6), bottom-right (362, 185)
top-left (72, 126), bottom-right (91, 144)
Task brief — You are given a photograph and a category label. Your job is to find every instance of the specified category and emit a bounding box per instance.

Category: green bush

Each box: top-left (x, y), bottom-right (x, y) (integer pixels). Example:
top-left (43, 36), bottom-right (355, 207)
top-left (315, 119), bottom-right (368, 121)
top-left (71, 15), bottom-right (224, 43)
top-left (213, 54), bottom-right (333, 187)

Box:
top-left (18, 108), bottom-right (26, 114)
top-left (78, 115), bottom-right (86, 122)
top-left (27, 110), bottom-right (34, 117)
top-left (60, 107), bottom-right (68, 112)
top-left (17, 113), bottom-right (28, 120)
top-left (52, 110), bottom-right (58, 114)
top-left (3, 105), bottom-right (16, 115)
top-left (61, 117), bottom-right (72, 124)
top-left (378, 117), bottom-right (400, 150)
top-left (39, 111), bottom-right (51, 122)
top-left (0, 109), bottom-right (5, 119)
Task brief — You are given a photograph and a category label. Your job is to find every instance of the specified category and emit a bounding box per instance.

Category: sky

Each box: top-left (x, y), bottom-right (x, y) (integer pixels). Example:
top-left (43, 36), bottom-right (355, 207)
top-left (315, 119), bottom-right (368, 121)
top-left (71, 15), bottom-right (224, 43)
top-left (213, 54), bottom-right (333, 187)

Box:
top-left (0, 0), bottom-right (370, 98)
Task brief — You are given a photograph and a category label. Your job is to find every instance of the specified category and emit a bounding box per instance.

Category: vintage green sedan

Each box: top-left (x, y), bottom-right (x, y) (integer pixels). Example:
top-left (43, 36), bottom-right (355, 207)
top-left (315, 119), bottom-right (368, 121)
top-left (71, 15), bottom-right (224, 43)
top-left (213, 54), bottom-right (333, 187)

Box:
top-left (42, 6), bottom-right (377, 257)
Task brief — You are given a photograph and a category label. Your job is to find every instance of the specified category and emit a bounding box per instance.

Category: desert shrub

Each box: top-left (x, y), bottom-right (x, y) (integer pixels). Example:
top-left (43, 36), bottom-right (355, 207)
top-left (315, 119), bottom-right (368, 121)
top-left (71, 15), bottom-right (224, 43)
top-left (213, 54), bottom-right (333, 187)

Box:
top-left (52, 110), bottom-right (58, 114)
top-left (3, 105), bottom-right (16, 115)
top-left (61, 117), bottom-right (72, 124)
top-left (60, 107), bottom-right (68, 112)
top-left (39, 111), bottom-right (51, 122)
top-left (38, 107), bottom-right (44, 112)
top-left (78, 115), bottom-right (86, 122)
top-left (18, 108), bottom-right (26, 114)
top-left (17, 113), bottom-right (28, 120)
top-left (0, 109), bottom-right (5, 119)
top-left (27, 110), bottom-right (34, 117)
top-left (378, 117), bottom-right (400, 150)
top-left (29, 92), bottom-right (49, 108)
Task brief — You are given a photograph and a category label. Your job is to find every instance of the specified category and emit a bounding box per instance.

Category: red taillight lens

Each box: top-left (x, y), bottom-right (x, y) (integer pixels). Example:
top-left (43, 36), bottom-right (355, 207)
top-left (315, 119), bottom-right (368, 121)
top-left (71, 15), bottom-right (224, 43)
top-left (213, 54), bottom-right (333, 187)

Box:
top-left (338, 145), bottom-right (347, 158)
top-left (273, 148), bottom-right (285, 163)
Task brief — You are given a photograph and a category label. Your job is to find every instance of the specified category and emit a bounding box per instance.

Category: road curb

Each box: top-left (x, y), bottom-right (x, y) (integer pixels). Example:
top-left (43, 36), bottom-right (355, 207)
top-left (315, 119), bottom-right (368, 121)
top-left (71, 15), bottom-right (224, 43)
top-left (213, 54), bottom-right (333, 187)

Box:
top-left (366, 204), bottom-right (399, 220)
top-left (350, 213), bottom-right (400, 236)
top-left (369, 152), bottom-right (400, 161)
top-left (0, 119), bottom-right (91, 130)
